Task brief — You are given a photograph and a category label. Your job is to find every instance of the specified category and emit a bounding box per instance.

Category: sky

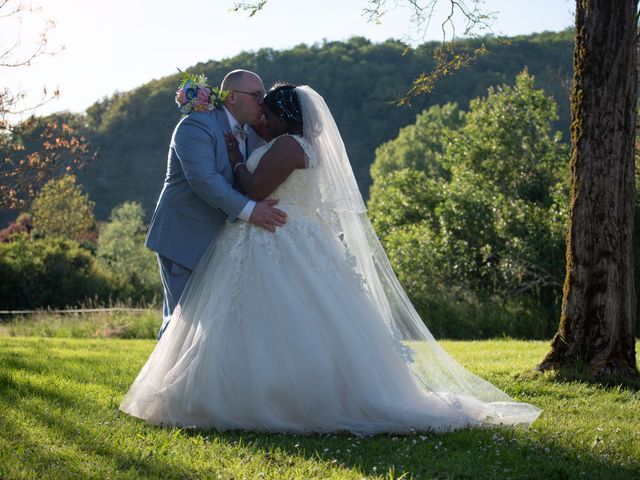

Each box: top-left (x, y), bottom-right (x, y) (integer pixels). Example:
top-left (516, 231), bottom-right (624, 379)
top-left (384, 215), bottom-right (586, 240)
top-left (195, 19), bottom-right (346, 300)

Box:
top-left (2, 0), bottom-right (574, 118)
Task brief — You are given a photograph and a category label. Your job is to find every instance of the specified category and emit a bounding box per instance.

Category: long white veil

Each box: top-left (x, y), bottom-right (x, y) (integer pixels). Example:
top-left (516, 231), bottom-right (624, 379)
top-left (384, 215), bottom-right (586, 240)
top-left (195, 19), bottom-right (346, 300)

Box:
top-left (296, 85), bottom-right (541, 424)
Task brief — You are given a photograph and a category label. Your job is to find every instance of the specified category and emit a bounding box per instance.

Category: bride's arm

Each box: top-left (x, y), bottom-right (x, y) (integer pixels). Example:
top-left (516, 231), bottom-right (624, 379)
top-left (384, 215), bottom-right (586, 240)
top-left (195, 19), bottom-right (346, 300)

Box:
top-left (225, 134), bottom-right (306, 201)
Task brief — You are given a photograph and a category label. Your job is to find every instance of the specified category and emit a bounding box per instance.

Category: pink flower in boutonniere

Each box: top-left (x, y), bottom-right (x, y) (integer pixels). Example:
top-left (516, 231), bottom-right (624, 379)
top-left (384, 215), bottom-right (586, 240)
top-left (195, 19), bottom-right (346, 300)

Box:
top-left (193, 87), bottom-right (211, 112)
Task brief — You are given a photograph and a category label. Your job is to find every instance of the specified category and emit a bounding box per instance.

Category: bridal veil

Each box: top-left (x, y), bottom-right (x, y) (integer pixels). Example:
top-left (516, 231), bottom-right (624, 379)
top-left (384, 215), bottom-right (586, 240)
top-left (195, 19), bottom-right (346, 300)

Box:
top-left (296, 85), bottom-right (541, 425)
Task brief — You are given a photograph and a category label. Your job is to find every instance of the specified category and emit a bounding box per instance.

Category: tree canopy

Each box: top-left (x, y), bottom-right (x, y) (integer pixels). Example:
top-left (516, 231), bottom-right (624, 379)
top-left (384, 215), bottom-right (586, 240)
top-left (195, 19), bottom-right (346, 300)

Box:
top-left (369, 70), bottom-right (569, 338)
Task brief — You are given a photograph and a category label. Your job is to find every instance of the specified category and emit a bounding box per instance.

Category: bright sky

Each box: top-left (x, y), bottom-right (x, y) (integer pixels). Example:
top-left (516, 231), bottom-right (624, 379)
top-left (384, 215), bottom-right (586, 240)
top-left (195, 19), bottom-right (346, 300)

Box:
top-left (3, 0), bottom-right (574, 118)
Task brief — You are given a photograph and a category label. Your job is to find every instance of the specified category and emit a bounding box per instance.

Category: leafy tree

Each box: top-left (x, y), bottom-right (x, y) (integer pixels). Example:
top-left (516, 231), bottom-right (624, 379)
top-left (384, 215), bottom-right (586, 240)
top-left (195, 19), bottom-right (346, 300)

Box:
top-left (1, 116), bottom-right (95, 211)
top-left (443, 71), bottom-right (569, 293)
top-left (368, 169), bottom-right (443, 240)
top-left (96, 202), bottom-right (160, 301)
top-left (370, 103), bottom-right (464, 182)
top-left (0, 1), bottom-right (94, 212)
top-left (29, 174), bottom-right (96, 241)
top-left (368, 70), bottom-right (568, 338)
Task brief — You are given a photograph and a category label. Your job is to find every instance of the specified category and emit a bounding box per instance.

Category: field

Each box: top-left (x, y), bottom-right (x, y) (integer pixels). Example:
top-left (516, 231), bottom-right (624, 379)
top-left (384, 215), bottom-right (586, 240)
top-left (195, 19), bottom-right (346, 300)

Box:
top-left (0, 313), bottom-right (638, 479)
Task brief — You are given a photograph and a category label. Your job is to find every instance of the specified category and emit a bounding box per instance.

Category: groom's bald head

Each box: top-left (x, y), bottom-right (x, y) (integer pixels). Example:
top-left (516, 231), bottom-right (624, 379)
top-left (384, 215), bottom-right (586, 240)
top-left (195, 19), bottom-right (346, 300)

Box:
top-left (222, 69), bottom-right (265, 125)
top-left (221, 69), bottom-right (261, 91)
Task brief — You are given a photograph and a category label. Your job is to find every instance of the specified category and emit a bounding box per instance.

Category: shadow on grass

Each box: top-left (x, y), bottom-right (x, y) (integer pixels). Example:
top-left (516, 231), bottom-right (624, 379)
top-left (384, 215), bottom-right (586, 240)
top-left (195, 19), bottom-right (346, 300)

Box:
top-left (520, 368), bottom-right (640, 393)
top-left (176, 424), bottom-right (639, 479)
top-left (0, 376), bottom-right (196, 479)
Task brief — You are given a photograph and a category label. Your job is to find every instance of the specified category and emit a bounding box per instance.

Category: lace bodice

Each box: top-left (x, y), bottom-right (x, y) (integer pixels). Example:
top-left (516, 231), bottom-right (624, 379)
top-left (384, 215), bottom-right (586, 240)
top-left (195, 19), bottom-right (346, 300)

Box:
top-left (246, 135), bottom-right (319, 216)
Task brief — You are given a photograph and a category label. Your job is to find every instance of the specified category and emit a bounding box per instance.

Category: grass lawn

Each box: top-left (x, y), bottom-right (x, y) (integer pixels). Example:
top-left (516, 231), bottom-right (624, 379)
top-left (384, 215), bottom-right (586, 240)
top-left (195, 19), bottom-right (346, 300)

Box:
top-left (0, 331), bottom-right (638, 479)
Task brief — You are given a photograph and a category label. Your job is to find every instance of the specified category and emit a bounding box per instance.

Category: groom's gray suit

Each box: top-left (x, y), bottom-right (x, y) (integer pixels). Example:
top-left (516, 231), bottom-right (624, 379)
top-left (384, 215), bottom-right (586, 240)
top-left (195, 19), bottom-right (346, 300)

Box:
top-left (146, 108), bottom-right (264, 338)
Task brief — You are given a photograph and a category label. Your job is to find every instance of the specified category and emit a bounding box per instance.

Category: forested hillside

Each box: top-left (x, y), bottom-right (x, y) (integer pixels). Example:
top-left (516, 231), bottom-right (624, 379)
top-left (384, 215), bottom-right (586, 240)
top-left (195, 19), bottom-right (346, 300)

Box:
top-left (16, 30), bottom-right (575, 221)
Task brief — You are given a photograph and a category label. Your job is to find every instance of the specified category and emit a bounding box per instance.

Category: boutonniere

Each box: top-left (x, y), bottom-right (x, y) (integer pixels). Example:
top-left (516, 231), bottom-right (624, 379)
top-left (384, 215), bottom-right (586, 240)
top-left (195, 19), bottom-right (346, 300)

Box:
top-left (175, 69), bottom-right (228, 115)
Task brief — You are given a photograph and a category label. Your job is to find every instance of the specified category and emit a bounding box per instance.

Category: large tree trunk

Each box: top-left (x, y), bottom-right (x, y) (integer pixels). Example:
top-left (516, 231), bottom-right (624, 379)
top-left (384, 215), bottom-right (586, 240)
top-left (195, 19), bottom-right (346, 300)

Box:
top-left (538, 0), bottom-right (639, 379)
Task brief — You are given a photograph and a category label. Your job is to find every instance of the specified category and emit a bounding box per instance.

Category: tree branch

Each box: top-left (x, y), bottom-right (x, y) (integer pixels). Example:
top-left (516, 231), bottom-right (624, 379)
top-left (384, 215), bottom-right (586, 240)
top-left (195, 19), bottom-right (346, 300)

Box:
top-left (231, 0), bottom-right (496, 102)
top-left (1, 1), bottom-right (62, 129)
top-left (231, 0), bottom-right (267, 17)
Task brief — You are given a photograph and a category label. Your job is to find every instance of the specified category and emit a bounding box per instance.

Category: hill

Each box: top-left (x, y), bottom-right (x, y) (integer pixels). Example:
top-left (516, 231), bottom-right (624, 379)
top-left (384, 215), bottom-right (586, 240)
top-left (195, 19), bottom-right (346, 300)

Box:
top-left (16, 30), bottom-right (576, 221)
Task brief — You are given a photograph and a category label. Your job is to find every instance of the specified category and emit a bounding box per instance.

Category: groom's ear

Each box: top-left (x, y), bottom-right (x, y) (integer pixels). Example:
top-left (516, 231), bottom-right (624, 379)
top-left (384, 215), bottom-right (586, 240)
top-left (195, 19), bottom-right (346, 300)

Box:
top-left (225, 91), bottom-right (237, 105)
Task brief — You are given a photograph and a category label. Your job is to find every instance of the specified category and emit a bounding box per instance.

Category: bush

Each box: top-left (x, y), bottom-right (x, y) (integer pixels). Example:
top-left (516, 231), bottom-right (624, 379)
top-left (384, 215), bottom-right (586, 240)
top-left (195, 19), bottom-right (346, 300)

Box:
top-left (383, 222), bottom-right (556, 339)
top-left (0, 202), bottom-right (161, 310)
top-left (0, 234), bottom-right (114, 309)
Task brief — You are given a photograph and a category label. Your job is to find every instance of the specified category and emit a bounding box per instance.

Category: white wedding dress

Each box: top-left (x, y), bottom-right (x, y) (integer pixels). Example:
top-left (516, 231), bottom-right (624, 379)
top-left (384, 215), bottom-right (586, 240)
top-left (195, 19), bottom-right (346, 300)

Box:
top-left (120, 87), bottom-right (541, 434)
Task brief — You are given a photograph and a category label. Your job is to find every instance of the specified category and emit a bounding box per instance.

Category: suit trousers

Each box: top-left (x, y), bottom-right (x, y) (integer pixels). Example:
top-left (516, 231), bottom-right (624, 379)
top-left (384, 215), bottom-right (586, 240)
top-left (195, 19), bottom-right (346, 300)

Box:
top-left (157, 254), bottom-right (193, 340)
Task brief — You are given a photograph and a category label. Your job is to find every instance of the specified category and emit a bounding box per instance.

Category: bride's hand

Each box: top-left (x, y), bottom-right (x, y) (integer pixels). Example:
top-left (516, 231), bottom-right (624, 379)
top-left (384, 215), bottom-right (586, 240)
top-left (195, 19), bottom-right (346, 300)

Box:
top-left (223, 132), bottom-right (244, 167)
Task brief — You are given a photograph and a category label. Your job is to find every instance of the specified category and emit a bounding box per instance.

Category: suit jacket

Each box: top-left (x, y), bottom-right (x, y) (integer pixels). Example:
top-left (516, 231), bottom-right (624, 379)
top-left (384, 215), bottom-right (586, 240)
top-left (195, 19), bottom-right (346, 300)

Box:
top-left (146, 108), bottom-right (265, 270)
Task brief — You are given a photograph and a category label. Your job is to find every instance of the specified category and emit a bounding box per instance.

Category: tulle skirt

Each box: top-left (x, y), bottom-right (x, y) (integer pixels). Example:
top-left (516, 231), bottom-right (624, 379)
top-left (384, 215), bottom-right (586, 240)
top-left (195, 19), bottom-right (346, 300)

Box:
top-left (120, 209), bottom-right (541, 434)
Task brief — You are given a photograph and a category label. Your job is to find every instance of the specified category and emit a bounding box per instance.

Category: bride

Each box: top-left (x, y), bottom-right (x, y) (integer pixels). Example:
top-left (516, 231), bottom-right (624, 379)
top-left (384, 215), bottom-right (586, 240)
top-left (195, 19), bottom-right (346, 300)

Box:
top-left (120, 84), bottom-right (541, 434)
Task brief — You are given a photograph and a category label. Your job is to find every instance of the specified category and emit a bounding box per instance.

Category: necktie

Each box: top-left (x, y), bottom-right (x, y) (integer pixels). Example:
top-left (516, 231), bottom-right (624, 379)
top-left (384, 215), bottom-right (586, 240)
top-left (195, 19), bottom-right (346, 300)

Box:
top-left (233, 124), bottom-right (248, 141)
top-left (233, 125), bottom-right (248, 160)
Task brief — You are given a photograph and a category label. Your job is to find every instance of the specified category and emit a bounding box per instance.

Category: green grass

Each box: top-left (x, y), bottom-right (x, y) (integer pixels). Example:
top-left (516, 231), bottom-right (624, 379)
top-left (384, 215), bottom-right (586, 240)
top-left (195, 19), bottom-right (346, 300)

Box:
top-left (0, 309), bottom-right (160, 339)
top-left (0, 335), bottom-right (639, 479)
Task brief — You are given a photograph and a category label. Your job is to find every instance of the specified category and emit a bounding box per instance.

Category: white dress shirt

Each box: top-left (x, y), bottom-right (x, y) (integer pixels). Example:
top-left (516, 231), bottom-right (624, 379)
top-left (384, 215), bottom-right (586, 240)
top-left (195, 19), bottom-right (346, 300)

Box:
top-left (223, 106), bottom-right (255, 221)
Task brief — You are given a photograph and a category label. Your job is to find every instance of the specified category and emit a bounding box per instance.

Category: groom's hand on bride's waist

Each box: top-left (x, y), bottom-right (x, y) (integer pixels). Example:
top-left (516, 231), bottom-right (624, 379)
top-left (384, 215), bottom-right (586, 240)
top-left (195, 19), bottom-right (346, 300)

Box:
top-left (249, 199), bottom-right (288, 232)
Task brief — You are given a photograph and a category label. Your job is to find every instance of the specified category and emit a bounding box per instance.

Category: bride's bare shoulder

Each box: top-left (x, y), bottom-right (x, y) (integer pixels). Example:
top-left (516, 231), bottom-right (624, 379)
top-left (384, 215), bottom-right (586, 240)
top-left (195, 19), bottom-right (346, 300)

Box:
top-left (271, 134), bottom-right (304, 149)
top-left (266, 135), bottom-right (306, 168)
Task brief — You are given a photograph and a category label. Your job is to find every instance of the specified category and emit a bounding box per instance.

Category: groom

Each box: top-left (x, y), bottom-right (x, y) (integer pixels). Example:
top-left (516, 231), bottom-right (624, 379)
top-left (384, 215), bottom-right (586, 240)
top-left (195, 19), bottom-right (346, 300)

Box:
top-left (146, 69), bottom-right (287, 339)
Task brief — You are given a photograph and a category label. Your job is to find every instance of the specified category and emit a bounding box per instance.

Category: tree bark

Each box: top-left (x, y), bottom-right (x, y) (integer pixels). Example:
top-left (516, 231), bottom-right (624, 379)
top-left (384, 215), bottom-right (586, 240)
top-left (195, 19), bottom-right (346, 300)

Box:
top-left (538, 0), bottom-right (639, 379)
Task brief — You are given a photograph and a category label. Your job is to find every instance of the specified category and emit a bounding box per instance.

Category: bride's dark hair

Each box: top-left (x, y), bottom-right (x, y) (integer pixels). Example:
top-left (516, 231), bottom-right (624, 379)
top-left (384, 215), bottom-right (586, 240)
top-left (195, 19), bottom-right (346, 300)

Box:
top-left (263, 83), bottom-right (303, 132)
